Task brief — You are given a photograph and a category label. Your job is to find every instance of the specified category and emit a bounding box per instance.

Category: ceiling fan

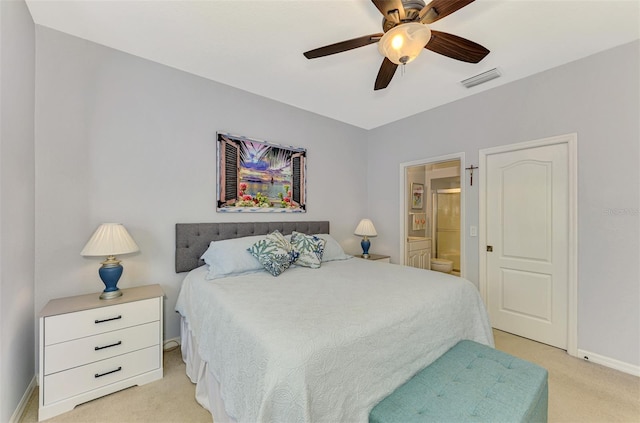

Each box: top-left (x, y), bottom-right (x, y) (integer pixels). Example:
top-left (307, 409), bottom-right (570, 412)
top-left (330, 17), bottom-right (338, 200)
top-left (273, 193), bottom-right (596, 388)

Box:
top-left (303, 0), bottom-right (490, 90)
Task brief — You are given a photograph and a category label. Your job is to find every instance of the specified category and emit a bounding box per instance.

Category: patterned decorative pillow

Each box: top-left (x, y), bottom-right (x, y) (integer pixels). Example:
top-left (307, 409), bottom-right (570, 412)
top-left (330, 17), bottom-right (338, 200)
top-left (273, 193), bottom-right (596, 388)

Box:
top-left (247, 230), bottom-right (298, 277)
top-left (290, 231), bottom-right (326, 268)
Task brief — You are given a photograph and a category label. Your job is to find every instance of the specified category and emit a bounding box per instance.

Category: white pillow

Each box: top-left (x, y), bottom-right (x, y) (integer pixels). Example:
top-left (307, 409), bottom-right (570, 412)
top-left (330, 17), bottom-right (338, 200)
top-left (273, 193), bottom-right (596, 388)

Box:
top-left (315, 234), bottom-right (351, 262)
top-left (200, 235), bottom-right (265, 280)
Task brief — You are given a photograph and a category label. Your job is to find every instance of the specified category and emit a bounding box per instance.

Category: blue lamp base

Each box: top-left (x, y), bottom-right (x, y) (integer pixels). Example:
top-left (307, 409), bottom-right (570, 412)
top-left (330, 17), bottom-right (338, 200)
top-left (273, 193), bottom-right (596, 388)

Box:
top-left (98, 256), bottom-right (124, 300)
top-left (361, 238), bottom-right (371, 259)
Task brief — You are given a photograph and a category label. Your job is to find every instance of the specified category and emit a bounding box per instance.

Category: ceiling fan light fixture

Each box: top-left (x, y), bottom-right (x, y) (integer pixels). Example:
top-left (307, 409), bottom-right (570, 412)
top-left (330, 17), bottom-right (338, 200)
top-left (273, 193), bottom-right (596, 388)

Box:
top-left (378, 22), bottom-right (432, 65)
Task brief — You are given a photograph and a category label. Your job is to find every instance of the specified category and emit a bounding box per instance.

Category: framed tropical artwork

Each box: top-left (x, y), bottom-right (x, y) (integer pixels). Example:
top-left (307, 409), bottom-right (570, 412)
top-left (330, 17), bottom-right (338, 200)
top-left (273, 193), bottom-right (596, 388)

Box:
top-left (411, 183), bottom-right (424, 210)
top-left (216, 133), bottom-right (306, 213)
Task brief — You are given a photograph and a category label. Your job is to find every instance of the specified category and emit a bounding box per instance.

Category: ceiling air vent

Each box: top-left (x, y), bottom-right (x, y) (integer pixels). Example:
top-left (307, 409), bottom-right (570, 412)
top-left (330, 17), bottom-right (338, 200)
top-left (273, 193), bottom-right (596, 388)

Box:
top-left (461, 68), bottom-right (501, 88)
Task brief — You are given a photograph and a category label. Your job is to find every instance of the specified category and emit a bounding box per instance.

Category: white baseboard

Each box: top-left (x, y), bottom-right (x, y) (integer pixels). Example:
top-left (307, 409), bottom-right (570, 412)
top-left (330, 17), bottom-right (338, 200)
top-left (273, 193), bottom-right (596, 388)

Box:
top-left (578, 349), bottom-right (640, 377)
top-left (9, 375), bottom-right (37, 423)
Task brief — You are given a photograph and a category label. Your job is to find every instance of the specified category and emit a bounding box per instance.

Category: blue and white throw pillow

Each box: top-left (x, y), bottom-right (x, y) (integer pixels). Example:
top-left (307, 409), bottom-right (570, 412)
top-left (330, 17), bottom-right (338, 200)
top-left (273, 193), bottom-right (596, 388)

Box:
top-left (247, 230), bottom-right (298, 277)
top-left (290, 231), bottom-right (326, 268)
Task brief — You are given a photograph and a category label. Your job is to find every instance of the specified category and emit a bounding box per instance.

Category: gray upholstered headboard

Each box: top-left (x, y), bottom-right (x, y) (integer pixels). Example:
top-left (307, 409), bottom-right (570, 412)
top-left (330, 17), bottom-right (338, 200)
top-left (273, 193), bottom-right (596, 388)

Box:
top-left (175, 221), bottom-right (330, 273)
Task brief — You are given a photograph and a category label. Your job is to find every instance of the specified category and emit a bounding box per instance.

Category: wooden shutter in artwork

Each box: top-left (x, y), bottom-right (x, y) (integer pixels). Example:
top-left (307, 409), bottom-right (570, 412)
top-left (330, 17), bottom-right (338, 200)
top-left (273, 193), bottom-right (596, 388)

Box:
top-left (291, 152), bottom-right (305, 209)
top-left (218, 136), bottom-right (240, 208)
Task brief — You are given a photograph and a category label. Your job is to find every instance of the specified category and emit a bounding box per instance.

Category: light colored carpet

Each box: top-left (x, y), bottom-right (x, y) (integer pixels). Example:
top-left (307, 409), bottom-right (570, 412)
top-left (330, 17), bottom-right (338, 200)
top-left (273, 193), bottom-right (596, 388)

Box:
top-left (20, 331), bottom-right (640, 422)
top-left (493, 329), bottom-right (639, 422)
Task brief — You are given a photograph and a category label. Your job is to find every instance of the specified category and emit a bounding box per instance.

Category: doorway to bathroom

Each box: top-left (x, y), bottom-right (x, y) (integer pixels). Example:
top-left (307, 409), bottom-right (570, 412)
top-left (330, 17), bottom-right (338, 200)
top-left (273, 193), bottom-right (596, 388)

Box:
top-left (433, 187), bottom-right (461, 275)
top-left (399, 153), bottom-right (465, 277)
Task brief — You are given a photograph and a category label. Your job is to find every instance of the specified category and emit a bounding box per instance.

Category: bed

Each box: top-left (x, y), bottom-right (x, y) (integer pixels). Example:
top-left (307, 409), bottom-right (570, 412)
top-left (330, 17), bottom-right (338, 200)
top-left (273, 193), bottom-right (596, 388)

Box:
top-left (174, 221), bottom-right (494, 423)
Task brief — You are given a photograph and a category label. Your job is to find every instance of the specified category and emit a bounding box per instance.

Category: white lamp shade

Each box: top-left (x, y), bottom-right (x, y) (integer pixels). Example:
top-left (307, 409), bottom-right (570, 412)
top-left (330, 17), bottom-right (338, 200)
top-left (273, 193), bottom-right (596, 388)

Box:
top-left (378, 22), bottom-right (432, 65)
top-left (81, 223), bottom-right (140, 256)
top-left (354, 219), bottom-right (378, 237)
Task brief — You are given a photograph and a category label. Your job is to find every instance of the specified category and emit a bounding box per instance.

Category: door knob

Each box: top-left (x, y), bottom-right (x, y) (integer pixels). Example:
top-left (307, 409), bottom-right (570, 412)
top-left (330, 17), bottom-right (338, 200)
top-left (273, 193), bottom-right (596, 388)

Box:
top-left (486, 245), bottom-right (493, 252)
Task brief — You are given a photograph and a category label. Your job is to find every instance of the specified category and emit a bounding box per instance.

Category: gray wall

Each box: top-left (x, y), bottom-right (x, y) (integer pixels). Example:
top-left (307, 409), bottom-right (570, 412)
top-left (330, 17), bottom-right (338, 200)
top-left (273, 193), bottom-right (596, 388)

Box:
top-left (366, 41), bottom-right (640, 367)
top-left (0, 0), bottom-right (36, 421)
top-left (34, 27), bottom-right (369, 358)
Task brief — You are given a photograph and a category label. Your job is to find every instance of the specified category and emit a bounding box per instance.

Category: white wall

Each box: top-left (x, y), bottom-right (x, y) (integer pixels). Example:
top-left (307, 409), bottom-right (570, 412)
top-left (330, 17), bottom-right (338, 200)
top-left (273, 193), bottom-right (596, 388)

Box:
top-left (34, 27), bottom-right (369, 355)
top-left (367, 41), bottom-right (640, 368)
top-left (0, 1), bottom-right (36, 421)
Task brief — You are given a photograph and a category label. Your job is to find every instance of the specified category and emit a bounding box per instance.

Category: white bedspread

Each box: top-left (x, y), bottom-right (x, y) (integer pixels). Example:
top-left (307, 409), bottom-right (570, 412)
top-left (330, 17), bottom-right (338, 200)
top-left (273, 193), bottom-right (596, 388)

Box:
top-left (175, 259), bottom-right (493, 423)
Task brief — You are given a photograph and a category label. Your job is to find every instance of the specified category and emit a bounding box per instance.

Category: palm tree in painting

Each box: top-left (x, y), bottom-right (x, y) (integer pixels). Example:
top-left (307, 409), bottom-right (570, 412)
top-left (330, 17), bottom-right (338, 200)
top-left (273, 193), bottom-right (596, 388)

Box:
top-left (239, 141), bottom-right (291, 181)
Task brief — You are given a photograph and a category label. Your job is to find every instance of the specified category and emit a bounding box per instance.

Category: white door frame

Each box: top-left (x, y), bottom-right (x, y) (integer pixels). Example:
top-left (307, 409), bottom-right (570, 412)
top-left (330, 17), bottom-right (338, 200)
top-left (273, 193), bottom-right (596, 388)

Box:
top-left (399, 152), bottom-right (466, 278)
top-left (479, 133), bottom-right (578, 357)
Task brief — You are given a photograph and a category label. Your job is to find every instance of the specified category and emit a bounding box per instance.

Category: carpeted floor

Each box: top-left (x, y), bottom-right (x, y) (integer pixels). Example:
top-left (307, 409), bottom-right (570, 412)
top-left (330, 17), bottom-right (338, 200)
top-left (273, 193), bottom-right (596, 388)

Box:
top-left (493, 330), bottom-right (639, 422)
top-left (21, 330), bottom-right (640, 422)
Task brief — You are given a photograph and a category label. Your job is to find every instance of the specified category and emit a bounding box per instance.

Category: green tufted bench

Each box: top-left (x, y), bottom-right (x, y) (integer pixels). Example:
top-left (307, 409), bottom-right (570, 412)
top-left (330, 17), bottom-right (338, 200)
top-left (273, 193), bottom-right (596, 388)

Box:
top-left (370, 340), bottom-right (548, 423)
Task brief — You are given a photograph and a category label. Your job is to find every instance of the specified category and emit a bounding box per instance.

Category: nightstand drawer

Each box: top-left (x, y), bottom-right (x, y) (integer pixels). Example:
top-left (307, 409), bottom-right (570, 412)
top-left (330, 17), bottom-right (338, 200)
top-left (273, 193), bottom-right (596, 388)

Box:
top-left (44, 321), bottom-right (160, 375)
top-left (43, 345), bottom-right (160, 406)
top-left (44, 297), bottom-right (160, 345)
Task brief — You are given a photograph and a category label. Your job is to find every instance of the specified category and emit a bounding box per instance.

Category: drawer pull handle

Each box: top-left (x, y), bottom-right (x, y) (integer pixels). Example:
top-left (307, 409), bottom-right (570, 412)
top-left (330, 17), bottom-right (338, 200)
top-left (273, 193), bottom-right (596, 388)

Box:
top-left (95, 366), bottom-right (122, 378)
top-left (95, 315), bottom-right (122, 324)
top-left (95, 341), bottom-right (122, 351)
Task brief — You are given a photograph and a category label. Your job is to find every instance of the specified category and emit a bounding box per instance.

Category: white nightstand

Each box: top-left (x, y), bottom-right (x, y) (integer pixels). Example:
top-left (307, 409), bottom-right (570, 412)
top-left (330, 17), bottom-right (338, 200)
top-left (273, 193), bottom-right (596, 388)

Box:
top-left (38, 284), bottom-right (164, 421)
top-left (354, 253), bottom-right (391, 263)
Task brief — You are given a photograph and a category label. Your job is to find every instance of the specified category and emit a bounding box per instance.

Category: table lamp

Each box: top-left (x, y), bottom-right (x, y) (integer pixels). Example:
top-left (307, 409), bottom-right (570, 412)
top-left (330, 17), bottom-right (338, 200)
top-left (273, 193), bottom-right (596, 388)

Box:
top-left (354, 218), bottom-right (377, 259)
top-left (81, 223), bottom-right (139, 299)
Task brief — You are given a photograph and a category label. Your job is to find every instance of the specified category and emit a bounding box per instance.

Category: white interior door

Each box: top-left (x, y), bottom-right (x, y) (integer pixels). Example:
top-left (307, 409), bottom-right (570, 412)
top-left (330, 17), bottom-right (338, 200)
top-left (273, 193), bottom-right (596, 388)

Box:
top-left (485, 142), bottom-right (569, 349)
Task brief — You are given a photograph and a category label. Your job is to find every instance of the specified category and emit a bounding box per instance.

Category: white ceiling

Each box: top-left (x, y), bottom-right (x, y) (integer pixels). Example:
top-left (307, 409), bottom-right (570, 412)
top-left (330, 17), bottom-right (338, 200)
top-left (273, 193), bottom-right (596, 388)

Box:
top-left (25, 0), bottom-right (640, 129)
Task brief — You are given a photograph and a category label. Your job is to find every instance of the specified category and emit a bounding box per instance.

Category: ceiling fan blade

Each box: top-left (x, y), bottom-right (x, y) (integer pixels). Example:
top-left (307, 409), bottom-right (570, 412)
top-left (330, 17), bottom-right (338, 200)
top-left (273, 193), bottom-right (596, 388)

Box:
top-left (372, 0), bottom-right (406, 24)
top-left (419, 0), bottom-right (475, 24)
top-left (303, 33), bottom-right (384, 59)
top-left (374, 58), bottom-right (398, 91)
top-left (425, 30), bottom-right (489, 63)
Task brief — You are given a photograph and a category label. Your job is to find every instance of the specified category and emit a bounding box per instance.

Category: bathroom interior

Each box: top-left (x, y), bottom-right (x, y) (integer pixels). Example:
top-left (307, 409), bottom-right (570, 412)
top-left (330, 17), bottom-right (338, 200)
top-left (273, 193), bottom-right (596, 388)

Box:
top-left (406, 160), bottom-right (461, 275)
